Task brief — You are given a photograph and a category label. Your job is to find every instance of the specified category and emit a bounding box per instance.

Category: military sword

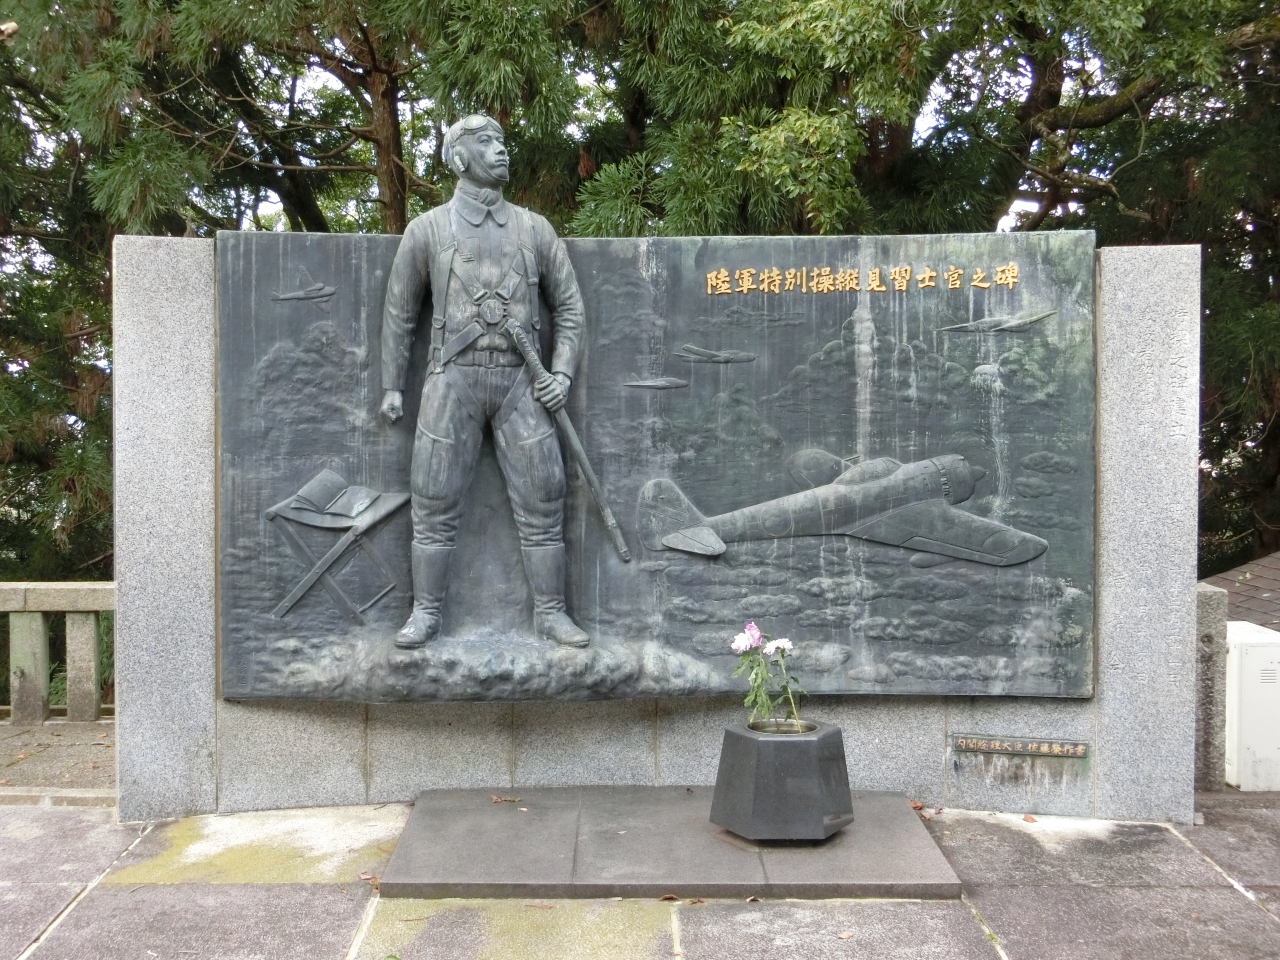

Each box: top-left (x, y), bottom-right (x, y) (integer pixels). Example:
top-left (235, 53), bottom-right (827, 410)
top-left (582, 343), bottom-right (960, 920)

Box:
top-left (504, 320), bottom-right (632, 562)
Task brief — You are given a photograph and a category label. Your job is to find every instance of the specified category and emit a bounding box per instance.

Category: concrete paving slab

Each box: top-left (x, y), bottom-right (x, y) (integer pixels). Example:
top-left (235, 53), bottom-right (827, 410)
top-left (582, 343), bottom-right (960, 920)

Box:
top-left (760, 792), bottom-right (960, 898)
top-left (969, 884), bottom-right (1280, 960)
top-left (1184, 808), bottom-right (1280, 886)
top-left (27, 883), bottom-right (371, 960)
top-left (382, 787), bottom-right (959, 899)
top-left (1254, 886), bottom-right (1280, 919)
top-left (0, 881), bottom-right (83, 959)
top-left (0, 806), bottom-right (139, 882)
top-left (354, 897), bottom-right (673, 960)
top-left (382, 788), bottom-right (582, 898)
top-left (927, 810), bottom-right (1226, 887)
top-left (677, 899), bottom-right (1000, 960)
top-left (104, 804), bottom-right (408, 886)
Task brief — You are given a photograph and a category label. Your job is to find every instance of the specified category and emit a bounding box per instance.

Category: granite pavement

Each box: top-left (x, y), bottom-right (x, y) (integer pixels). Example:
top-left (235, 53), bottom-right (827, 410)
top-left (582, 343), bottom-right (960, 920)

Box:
top-left (1, 782), bottom-right (1278, 959)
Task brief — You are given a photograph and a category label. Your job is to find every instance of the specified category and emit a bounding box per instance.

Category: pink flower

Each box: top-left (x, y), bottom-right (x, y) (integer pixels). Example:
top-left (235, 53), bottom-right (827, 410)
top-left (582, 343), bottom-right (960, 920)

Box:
top-left (763, 638), bottom-right (792, 656)
top-left (731, 632), bottom-right (756, 654)
top-left (743, 622), bottom-right (763, 645)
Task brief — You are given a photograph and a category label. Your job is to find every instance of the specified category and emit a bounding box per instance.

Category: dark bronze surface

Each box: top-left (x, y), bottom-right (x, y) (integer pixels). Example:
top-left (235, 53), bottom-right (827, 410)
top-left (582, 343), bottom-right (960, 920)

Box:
top-left (217, 230), bottom-right (1097, 701)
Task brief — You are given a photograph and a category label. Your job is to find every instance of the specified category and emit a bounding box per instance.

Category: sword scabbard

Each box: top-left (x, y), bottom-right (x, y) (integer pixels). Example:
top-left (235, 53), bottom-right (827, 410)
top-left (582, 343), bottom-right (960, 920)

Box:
top-left (504, 319), bottom-right (632, 563)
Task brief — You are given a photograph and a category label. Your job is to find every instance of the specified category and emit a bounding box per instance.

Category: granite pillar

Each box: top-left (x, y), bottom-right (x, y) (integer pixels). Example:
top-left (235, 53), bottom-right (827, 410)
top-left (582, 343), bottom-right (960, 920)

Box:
top-left (1092, 245), bottom-right (1201, 823)
top-left (1195, 582), bottom-right (1229, 791)
top-left (113, 236), bottom-right (218, 821)
top-left (8, 611), bottom-right (49, 726)
top-left (66, 611), bottom-right (101, 723)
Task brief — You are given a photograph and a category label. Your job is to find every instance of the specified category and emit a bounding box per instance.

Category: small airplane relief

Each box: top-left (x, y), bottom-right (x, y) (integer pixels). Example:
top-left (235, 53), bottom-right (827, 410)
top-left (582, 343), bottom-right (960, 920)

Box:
top-left (937, 310), bottom-right (1056, 333)
top-left (638, 448), bottom-right (1047, 567)
top-left (674, 344), bottom-right (758, 363)
top-left (624, 377), bottom-right (689, 390)
top-left (272, 280), bottom-right (337, 311)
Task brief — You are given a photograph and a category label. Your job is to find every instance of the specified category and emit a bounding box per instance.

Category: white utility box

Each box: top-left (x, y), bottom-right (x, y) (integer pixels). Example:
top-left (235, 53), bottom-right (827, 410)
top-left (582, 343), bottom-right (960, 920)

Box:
top-left (1226, 621), bottom-right (1280, 791)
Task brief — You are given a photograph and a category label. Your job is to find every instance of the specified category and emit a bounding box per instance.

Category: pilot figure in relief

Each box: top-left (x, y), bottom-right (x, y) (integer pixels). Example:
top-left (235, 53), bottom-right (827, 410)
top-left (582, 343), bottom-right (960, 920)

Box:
top-left (379, 114), bottom-right (590, 650)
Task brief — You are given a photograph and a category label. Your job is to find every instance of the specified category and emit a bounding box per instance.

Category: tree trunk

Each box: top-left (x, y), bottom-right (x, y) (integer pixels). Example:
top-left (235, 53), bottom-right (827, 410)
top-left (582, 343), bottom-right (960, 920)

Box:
top-left (275, 167), bottom-right (330, 232)
top-left (368, 71), bottom-right (407, 234)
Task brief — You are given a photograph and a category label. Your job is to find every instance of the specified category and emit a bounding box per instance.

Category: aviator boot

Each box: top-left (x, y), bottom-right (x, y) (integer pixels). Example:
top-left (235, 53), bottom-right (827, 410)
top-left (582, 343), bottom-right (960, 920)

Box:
top-left (521, 544), bottom-right (590, 648)
top-left (394, 544), bottom-right (453, 649)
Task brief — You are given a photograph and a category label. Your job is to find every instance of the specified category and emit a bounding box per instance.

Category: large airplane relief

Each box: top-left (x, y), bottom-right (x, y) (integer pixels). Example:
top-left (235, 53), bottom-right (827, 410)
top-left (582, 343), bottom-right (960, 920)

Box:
top-left (638, 448), bottom-right (1048, 568)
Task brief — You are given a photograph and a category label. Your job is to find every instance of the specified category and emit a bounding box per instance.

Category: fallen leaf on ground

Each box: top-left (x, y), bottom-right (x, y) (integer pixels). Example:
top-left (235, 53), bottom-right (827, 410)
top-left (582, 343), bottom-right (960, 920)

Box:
top-left (659, 894), bottom-right (679, 901)
top-left (1023, 814), bottom-right (1037, 823)
top-left (920, 812), bottom-right (932, 820)
top-left (934, 808), bottom-right (943, 814)
top-left (908, 799), bottom-right (923, 810)
top-left (490, 795), bottom-right (521, 803)
top-left (14, 754), bottom-right (25, 761)
top-left (838, 931), bottom-right (855, 940)
top-left (744, 896), bottom-right (761, 902)
top-left (686, 898), bottom-right (706, 904)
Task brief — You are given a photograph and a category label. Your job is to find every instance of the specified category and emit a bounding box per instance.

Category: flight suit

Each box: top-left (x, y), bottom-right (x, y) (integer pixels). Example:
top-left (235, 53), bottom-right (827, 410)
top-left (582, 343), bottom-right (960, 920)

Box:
top-left (381, 186), bottom-right (587, 646)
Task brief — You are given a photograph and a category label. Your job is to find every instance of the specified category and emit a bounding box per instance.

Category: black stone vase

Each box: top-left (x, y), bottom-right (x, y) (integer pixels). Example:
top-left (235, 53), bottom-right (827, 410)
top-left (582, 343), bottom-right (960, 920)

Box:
top-left (709, 719), bottom-right (855, 841)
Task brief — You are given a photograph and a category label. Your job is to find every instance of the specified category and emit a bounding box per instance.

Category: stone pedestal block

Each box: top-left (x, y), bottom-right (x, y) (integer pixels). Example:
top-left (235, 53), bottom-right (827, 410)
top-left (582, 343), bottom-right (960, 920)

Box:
top-left (66, 611), bottom-right (101, 723)
top-left (9, 612), bottom-right (49, 726)
top-left (710, 721), bottom-right (855, 840)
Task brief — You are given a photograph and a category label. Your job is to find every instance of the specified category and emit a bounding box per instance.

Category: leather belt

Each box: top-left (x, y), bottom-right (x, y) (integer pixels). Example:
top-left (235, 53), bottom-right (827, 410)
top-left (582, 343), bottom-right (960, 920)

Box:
top-left (453, 348), bottom-right (523, 368)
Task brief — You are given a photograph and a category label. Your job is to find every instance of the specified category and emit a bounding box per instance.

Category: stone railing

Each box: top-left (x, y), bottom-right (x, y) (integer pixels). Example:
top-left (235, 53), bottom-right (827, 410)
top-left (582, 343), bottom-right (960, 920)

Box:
top-left (1, 582), bottom-right (115, 724)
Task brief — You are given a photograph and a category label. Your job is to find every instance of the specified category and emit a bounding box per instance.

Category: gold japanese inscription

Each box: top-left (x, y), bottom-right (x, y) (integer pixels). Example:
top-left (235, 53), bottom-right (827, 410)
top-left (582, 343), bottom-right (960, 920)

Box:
top-left (994, 261), bottom-right (1019, 288)
top-left (836, 268), bottom-right (860, 291)
top-left (703, 262), bottom-right (1022, 295)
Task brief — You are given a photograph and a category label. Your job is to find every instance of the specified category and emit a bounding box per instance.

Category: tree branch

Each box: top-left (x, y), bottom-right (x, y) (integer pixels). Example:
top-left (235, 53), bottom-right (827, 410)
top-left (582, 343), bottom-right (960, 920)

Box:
top-left (1227, 15), bottom-right (1280, 50)
top-left (1030, 74), bottom-right (1162, 132)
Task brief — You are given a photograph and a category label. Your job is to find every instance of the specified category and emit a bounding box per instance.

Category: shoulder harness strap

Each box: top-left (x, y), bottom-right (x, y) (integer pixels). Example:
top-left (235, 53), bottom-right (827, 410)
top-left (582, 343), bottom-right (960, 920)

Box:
top-left (428, 206), bottom-right (457, 372)
top-left (513, 206), bottom-right (540, 329)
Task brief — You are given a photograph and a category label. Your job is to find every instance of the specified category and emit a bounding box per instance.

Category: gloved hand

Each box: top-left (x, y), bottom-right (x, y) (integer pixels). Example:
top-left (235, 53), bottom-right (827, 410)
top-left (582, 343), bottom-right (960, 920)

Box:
top-left (380, 390), bottom-right (403, 423)
top-left (535, 372), bottom-right (571, 413)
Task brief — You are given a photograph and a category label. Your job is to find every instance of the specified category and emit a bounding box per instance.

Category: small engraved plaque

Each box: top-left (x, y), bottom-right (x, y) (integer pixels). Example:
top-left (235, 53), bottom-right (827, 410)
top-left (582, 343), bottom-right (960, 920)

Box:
top-left (952, 735), bottom-right (1089, 758)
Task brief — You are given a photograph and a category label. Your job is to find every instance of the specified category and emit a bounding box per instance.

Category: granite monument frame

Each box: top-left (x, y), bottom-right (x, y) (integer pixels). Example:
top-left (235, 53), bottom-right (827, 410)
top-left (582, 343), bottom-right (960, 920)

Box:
top-left (114, 237), bottom-right (1200, 824)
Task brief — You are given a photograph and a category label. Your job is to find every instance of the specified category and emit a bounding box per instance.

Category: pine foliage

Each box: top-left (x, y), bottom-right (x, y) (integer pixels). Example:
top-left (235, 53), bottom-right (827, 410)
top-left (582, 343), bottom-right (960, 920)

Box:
top-left (0, 1), bottom-right (1278, 578)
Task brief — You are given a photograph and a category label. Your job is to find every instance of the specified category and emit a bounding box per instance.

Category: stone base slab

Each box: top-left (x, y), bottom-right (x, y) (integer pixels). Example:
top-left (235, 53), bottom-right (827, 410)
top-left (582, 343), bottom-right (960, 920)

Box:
top-left (0, 787), bottom-right (115, 807)
top-left (380, 786), bottom-right (960, 899)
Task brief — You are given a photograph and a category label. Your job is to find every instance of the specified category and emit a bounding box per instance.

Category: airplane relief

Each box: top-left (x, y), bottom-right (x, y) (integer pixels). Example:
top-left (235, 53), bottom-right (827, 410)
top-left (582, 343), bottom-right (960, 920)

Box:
top-left (638, 448), bottom-right (1048, 567)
